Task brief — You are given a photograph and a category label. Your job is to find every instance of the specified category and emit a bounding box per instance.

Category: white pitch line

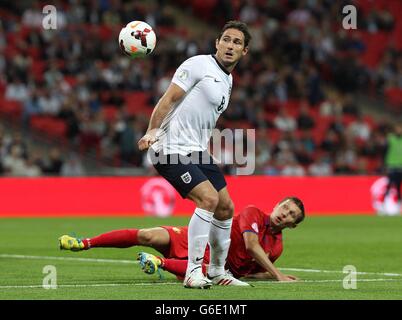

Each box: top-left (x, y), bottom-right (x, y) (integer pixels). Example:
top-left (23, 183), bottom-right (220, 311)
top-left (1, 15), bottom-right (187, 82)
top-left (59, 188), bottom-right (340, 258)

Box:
top-left (2, 253), bottom-right (402, 278)
top-left (1, 279), bottom-right (401, 289)
top-left (278, 267), bottom-right (402, 277)
top-left (257, 278), bottom-right (402, 284)
top-left (0, 254), bottom-right (138, 264)
top-left (0, 282), bottom-right (178, 289)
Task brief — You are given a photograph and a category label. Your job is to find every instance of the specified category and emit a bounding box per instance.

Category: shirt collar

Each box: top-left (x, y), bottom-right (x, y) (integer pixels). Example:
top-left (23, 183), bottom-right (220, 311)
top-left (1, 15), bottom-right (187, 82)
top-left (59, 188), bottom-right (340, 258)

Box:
top-left (211, 54), bottom-right (230, 75)
top-left (265, 214), bottom-right (271, 227)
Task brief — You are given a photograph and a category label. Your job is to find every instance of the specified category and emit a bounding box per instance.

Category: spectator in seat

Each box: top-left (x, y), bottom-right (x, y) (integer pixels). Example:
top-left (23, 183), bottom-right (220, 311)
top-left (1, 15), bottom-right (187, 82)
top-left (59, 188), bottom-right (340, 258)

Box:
top-left (61, 153), bottom-right (85, 176)
top-left (281, 157), bottom-right (306, 177)
top-left (329, 113), bottom-right (345, 136)
top-left (107, 88), bottom-right (125, 107)
top-left (42, 147), bottom-right (64, 175)
top-left (320, 130), bottom-right (340, 154)
top-left (38, 89), bottom-right (62, 115)
top-left (5, 78), bottom-right (30, 102)
top-left (297, 102), bottom-right (315, 130)
top-left (295, 130), bottom-right (316, 165)
top-left (334, 156), bottom-right (354, 175)
top-left (22, 90), bottom-right (42, 127)
top-left (308, 154), bottom-right (333, 176)
top-left (342, 94), bottom-right (359, 116)
top-left (7, 132), bottom-right (28, 160)
top-left (274, 108), bottom-right (296, 132)
top-left (319, 94), bottom-right (343, 117)
top-left (263, 159), bottom-right (281, 176)
top-left (58, 97), bottom-right (80, 141)
top-left (347, 113), bottom-right (371, 142)
top-left (2, 145), bottom-right (27, 176)
top-left (383, 124), bottom-right (402, 206)
top-left (24, 155), bottom-right (42, 177)
top-left (119, 116), bottom-right (143, 166)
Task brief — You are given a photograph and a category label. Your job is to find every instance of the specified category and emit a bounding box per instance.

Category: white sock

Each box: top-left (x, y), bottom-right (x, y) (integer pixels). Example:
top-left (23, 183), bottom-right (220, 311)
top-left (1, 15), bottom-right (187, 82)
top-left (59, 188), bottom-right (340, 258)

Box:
top-left (207, 217), bottom-right (233, 277)
top-left (186, 207), bottom-right (213, 275)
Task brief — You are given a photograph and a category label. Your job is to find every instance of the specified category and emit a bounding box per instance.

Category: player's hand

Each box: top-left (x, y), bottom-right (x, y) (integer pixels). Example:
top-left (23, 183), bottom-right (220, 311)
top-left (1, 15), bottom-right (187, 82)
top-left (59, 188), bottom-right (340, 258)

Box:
top-left (276, 274), bottom-right (298, 282)
top-left (138, 131), bottom-right (158, 151)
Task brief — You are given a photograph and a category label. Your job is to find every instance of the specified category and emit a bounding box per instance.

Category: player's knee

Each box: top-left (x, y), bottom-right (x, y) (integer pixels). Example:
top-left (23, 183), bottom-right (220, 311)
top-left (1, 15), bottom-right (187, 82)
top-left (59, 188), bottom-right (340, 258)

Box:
top-left (215, 199), bottom-right (234, 220)
top-left (198, 192), bottom-right (219, 212)
top-left (137, 229), bottom-right (154, 245)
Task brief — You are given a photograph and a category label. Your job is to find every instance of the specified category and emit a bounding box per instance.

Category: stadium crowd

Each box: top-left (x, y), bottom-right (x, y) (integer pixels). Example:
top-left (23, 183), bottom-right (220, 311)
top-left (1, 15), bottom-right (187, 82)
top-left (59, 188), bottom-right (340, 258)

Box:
top-left (0, 0), bottom-right (401, 177)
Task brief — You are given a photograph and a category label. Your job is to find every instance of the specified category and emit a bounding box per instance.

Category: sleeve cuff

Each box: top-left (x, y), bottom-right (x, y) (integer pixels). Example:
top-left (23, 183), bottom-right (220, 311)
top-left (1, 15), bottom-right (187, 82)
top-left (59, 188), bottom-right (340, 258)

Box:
top-left (171, 79), bottom-right (190, 92)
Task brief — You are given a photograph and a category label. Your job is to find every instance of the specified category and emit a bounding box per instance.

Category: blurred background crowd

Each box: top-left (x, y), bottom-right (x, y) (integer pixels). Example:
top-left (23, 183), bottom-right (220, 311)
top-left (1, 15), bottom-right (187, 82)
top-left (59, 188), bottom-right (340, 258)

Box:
top-left (0, 0), bottom-right (401, 177)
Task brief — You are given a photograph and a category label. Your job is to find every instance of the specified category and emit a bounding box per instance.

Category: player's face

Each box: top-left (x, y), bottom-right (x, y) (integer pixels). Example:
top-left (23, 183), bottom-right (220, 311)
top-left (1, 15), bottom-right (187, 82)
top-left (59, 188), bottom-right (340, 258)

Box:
top-left (271, 200), bottom-right (302, 229)
top-left (215, 28), bottom-right (248, 69)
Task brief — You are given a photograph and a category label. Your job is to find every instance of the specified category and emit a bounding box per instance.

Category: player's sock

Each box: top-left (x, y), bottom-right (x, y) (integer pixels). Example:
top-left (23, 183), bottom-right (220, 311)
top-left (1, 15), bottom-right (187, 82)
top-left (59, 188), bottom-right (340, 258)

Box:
top-left (82, 229), bottom-right (139, 249)
top-left (162, 259), bottom-right (207, 279)
top-left (207, 217), bottom-right (232, 278)
top-left (186, 208), bottom-right (213, 275)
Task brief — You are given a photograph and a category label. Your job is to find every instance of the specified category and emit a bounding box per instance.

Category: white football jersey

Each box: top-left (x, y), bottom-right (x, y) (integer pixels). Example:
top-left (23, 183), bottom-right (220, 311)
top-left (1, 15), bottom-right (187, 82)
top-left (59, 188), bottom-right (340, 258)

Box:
top-left (151, 54), bottom-right (233, 156)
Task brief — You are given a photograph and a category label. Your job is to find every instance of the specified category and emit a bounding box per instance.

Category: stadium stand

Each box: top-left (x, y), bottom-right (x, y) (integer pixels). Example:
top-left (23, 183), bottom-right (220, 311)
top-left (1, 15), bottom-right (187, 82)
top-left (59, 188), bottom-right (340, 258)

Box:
top-left (0, 0), bottom-right (401, 177)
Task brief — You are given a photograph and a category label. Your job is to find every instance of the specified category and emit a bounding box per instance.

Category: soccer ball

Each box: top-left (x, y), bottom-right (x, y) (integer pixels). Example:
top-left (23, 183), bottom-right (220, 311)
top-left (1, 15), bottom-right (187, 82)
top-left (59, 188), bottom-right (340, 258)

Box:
top-left (119, 21), bottom-right (156, 58)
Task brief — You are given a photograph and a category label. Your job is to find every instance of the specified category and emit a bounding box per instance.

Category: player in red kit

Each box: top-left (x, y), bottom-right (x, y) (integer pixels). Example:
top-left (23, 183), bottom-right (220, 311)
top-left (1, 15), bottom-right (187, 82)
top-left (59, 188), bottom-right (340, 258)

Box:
top-left (59, 196), bottom-right (305, 283)
top-left (139, 196), bottom-right (304, 282)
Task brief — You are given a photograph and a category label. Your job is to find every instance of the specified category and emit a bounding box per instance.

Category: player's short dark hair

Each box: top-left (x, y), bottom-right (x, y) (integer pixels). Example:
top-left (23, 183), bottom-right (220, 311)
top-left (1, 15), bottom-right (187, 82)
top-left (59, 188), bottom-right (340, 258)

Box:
top-left (279, 196), bottom-right (305, 225)
top-left (218, 20), bottom-right (251, 47)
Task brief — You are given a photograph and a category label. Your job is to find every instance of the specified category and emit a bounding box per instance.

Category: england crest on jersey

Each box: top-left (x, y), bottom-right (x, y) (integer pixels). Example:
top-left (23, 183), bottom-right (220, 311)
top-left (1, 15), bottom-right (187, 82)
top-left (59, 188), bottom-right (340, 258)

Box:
top-left (181, 172), bottom-right (192, 184)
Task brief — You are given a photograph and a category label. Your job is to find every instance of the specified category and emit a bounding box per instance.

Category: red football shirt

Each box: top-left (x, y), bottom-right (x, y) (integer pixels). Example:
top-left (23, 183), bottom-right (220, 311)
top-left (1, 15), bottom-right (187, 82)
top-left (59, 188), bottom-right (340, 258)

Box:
top-left (225, 205), bottom-right (283, 278)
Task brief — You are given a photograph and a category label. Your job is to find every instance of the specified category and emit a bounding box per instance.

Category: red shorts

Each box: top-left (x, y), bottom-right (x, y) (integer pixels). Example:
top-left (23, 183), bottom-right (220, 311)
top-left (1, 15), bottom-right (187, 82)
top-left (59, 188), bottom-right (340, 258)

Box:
top-left (161, 226), bottom-right (189, 259)
top-left (161, 226), bottom-right (210, 263)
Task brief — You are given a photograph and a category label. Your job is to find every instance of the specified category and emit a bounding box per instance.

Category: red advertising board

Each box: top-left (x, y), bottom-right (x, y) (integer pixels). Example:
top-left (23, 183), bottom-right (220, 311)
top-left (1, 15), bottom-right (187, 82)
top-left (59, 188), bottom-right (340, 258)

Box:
top-left (0, 176), bottom-right (381, 217)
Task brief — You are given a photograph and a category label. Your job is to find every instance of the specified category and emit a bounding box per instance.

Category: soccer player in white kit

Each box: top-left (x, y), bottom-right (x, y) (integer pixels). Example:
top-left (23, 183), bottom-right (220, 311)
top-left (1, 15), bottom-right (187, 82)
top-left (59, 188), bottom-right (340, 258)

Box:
top-left (138, 21), bottom-right (251, 289)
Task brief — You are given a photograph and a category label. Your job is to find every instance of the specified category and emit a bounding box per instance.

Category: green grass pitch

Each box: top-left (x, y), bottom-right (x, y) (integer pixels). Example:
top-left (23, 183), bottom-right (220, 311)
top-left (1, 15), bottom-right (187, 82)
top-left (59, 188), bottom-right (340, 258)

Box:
top-left (0, 215), bottom-right (401, 300)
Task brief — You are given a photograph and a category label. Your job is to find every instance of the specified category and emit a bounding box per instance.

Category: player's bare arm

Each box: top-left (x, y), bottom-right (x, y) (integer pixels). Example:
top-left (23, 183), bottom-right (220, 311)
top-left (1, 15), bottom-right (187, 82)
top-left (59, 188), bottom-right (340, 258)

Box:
top-left (138, 83), bottom-right (185, 151)
top-left (244, 272), bottom-right (299, 280)
top-left (243, 232), bottom-right (297, 282)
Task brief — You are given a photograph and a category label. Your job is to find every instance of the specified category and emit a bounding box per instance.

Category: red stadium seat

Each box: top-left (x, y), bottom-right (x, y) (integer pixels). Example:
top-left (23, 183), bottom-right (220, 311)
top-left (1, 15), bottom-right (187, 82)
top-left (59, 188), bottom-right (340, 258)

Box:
top-left (63, 76), bottom-right (78, 87)
top-left (358, 31), bottom-right (391, 69)
top-left (225, 120), bottom-right (253, 130)
top-left (363, 115), bottom-right (377, 129)
top-left (384, 87), bottom-right (402, 106)
top-left (0, 81), bottom-right (6, 96)
top-left (28, 46), bottom-right (41, 59)
top-left (0, 98), bottom-right (22, 118)
top-left (124, 104), bottom-right (153, 116)
top-left (192, 0), bottom-right (218, 21)
top-left (30, 116), bottom-right (67, 139)
top-left (342, 114), bottom-right (357, 126)
top-left (98, 25), bottom-right (116, 40)
top-left (124, 91), bottom-right (150, 106)
top-left (124, 91), bottom-right (153, 116)
top-left (30, 60), bottom-right (46, 82)
top-left (266, 129), bottom-right (282, 144)
top-left (102, 105), bottom-right (119, 122)
top-left (367, 157), bottom-right (382, 173)
top-left (355, 0), bottom-right (372, 15)
top-left (311, 115), bottom-right (334, 144)
top-left (46, 119), bottom-right (67, 138)
top-left (281, 100), bottom-right (300, 113)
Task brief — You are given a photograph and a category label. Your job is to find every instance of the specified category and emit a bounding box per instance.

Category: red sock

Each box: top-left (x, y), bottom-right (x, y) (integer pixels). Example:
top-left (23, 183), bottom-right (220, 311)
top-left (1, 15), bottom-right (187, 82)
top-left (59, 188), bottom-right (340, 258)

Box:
top-left (161, 259), bottom-right (207, 280)
top-left (82, 229), bottom-right (139, 249)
